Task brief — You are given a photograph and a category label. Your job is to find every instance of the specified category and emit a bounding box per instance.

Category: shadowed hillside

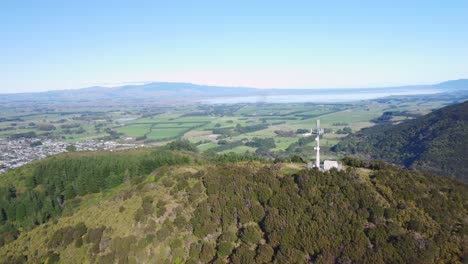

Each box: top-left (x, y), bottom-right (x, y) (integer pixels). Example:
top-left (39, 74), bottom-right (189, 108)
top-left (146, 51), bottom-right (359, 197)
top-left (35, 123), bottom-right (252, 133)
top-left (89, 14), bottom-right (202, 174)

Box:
top-left (333, 101), bottom-right (468, 182)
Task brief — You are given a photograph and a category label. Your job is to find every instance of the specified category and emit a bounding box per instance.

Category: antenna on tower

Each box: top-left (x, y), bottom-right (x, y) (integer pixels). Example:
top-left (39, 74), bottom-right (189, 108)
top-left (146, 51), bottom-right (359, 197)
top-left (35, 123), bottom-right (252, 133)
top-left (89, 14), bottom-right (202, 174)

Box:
top-left (313, 120), bottom-right (324, 168)
top-left (307, 119), bottom-right (341, 171)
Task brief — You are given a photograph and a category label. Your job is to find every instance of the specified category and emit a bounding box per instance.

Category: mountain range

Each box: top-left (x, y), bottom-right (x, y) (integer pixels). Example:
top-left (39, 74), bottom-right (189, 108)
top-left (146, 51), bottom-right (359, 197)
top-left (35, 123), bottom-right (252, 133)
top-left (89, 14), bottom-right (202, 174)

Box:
top-left (1, 79), bottom-right (468, 103)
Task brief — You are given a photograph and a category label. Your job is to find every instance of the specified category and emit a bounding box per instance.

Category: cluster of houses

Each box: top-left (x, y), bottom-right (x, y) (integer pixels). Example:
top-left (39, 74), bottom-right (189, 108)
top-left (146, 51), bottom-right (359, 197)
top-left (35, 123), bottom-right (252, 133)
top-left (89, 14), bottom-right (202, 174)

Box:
top-left (0, 138), bottom-right (140, 174)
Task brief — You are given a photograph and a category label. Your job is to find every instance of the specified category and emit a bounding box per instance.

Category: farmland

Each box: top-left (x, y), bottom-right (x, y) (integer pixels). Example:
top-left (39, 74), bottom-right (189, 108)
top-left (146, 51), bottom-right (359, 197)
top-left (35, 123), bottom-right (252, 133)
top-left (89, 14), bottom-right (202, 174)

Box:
top-left (0, 92), bottom-right (459, 166)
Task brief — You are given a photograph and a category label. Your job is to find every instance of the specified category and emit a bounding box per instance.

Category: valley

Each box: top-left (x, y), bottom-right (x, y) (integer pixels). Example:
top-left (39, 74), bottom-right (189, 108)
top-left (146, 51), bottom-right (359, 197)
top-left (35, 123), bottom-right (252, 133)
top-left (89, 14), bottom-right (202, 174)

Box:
top-left (1, 89), bottom-right (465, 174)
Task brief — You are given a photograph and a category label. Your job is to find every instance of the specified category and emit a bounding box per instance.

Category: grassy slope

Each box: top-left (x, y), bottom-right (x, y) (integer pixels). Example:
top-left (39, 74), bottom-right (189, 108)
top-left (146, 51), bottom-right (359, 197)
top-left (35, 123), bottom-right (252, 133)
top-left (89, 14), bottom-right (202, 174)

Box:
top-left (1, 165), bottom-right (204, 263)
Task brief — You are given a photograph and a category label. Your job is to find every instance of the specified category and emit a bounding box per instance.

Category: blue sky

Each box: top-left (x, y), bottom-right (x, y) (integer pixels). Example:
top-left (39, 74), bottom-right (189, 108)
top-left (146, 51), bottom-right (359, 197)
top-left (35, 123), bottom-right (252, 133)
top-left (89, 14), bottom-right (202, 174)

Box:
top-left (1, 0), bottom-right (467, 93)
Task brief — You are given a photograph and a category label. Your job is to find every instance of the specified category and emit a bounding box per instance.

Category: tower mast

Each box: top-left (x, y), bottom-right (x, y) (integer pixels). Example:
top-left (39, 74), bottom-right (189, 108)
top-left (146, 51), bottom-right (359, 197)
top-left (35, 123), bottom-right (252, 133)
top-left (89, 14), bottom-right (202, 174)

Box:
top-left (314, 120), bottom-right (321, 168)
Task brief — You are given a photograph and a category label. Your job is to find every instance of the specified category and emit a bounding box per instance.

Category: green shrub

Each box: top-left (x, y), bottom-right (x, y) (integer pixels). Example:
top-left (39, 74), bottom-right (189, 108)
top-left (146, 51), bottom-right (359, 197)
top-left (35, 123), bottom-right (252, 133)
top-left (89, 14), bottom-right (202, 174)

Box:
top-left (156, 206), bottom-right (166, 218)
top-left (97, 252), bottom-right (115, 264)
top-left (75, 237), bottom-right (83, 247)
top-left (61, 227), bottom-right (75, 247)
top-left (256, 186), bottom-right (272, 204)
top-left (156, 220), bottom-right (173, 241)
top-left (134, 208), bottom-right (145, 223)
top-left (162, 178), bottom-right (174, 188)
top-left (174, 215), bottom-right (188, 230)
top-left (199, 242), bottom-right (215, 263)
top-left (255, 244), bottom-right (274, 263)
top-left (145, 234), bottom-right (154, 244)
top-left (239, 225), bottom-right (262, 244)
top-left (250, 202), bottom-right (265, 223)
top-left (142, 196), bottom-right (154, 215)
top-left (275, 247), bottom-right (305, 264)
top-left (175, 180), bottom-right (189, 191)
top-left (48, 228), bottom-right (64, 248)
top-left (111, 236), bottom-right (137, 260)
top-left (85, 226), bottom-right (105, 245)
top-left (231, 244), bottom-right (255, 264)
top-left (238, 207), bottom-right (252, 224)
top-left (0, 223), bottom-right (19, 247)
top-left (44, 251), bottom-right (60, 264)
top-left (406, 219), bottom-right (423, 232)
top-left (188, 242), bottom-right (202, 260)
top-left (219, 230), bottom-right (237, 244)
top-left (155, 200), bottom-right (166, 217)
top-left (217, 241), bottom-right (233, 257)
top-left (384, 208), bottom-right (397, 219)
top-left (164, 140), bottom-right (198, 152)
top-left (213, 258), bottom-right (224, 264)
top-left (170, 238), bottom-right (183, 250)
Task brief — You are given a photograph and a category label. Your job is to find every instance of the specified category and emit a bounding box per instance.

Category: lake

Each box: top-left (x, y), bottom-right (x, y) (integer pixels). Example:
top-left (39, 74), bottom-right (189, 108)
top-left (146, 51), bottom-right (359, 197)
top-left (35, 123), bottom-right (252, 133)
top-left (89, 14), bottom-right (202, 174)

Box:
top-left (200, 88), bottom-right (442, 104)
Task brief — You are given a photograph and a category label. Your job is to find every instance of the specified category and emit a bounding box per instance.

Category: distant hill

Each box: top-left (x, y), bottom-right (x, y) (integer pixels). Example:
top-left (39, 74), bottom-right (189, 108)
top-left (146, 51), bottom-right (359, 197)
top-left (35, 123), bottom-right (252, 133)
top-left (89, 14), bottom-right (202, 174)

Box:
top-left (1, 79), bottom-right (467, 103)
top-left (0, 147), bottom-right (466, 263)
top-left (333, 100), bottom-right (468, 182)
top-left (0, 82), bottom-right (258, 103)
top-left (434, 79), bottom-right (468, 90)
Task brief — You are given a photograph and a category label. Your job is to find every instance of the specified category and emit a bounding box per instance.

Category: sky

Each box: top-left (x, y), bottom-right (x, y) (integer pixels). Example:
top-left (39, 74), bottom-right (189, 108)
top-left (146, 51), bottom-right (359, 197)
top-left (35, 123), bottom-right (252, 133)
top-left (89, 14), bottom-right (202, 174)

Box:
top-left (1, 0), bottom-right (467, 93)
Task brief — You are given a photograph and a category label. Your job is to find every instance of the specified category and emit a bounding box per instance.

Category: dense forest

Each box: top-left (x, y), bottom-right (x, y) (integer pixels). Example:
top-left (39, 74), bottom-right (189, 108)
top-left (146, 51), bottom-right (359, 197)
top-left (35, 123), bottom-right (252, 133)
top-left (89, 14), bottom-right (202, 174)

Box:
top-left (332, 101), bottom-right (468, 182)
top-left (0, 143), bottom-right (466, 263)
top-left (0, 147), bottom-right (193, 246)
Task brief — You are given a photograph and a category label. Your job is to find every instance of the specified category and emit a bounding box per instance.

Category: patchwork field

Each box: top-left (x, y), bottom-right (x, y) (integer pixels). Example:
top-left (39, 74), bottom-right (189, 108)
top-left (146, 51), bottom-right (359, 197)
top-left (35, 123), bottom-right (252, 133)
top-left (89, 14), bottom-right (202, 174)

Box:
top-left (0, 94), bottom-right (460, 161)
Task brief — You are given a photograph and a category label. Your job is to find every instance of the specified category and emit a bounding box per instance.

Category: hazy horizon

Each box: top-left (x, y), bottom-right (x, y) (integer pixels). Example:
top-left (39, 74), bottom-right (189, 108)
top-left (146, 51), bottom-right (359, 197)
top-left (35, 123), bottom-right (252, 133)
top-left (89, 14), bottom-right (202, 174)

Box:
top-left (0, 78), bottom-right (466, 95)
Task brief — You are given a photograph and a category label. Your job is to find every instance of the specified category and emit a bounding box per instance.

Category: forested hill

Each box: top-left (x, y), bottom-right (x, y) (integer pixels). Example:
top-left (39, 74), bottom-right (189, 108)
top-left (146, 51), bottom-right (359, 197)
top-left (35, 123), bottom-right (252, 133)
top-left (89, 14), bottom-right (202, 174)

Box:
top-left (0, 145), bottom-right (466, 263)
top-left (332, 101), bottom-right (468, 182)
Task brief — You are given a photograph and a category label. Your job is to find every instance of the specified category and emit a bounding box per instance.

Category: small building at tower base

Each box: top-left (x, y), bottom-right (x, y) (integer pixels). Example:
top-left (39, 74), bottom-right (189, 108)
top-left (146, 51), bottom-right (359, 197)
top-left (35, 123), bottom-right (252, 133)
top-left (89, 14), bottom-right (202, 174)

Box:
top-left (324, 160), bottom-right (341, 171)
top-left (307, 160), bottom-right (342, 171)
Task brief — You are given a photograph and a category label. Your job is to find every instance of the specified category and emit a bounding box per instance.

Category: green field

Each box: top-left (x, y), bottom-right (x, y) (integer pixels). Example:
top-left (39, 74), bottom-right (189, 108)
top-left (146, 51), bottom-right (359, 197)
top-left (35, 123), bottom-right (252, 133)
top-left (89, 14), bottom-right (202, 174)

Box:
top-left (147, 128), bottom-right (189, 140)
top-left (219, 145), bottom-right (257, 154)
top-left (0, 94), bottom-right (459, 159)
top-left (116, 124), bottom-right (153, 137)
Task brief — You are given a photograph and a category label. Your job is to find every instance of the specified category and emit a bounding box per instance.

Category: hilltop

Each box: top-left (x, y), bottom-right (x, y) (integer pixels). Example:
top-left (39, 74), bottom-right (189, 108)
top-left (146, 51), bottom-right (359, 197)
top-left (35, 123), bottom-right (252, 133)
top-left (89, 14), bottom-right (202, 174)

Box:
top-left (434, 79), bottom-right (468, 90)
top-left (333, 100), bottom-right (468, 182)
top-left (0, 145), bottom-right (466, 263)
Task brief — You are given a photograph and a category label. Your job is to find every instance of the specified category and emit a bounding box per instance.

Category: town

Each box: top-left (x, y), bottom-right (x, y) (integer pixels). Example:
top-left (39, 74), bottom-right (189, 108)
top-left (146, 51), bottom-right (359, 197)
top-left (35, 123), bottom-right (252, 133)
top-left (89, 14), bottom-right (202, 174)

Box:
top-left (0, 137), bottom-right (140, 174)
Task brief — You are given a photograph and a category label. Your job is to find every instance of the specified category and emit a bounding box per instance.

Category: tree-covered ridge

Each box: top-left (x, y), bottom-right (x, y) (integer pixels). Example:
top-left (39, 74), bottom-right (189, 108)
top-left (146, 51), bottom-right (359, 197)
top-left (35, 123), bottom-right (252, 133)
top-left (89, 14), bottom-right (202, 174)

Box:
top-left (0, 148), bottom-right (193, 243)
top-left (332, 100), bottom-right (468, 182)
top-left (0, 151), bottom-right (466, 263)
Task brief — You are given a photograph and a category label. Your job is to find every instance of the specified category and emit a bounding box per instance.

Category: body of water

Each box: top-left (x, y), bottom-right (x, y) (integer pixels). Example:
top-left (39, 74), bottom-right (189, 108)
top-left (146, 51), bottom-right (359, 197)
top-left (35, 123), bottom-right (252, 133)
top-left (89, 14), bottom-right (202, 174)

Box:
top-left (200, 88), bottom-right (442, 104)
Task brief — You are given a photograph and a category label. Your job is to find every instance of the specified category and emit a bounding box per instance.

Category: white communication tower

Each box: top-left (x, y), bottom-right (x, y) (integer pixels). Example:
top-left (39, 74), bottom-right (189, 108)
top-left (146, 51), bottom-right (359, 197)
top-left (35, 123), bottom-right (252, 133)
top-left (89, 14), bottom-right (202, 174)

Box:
top-left (314, 120), bottom-right (324, 168)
